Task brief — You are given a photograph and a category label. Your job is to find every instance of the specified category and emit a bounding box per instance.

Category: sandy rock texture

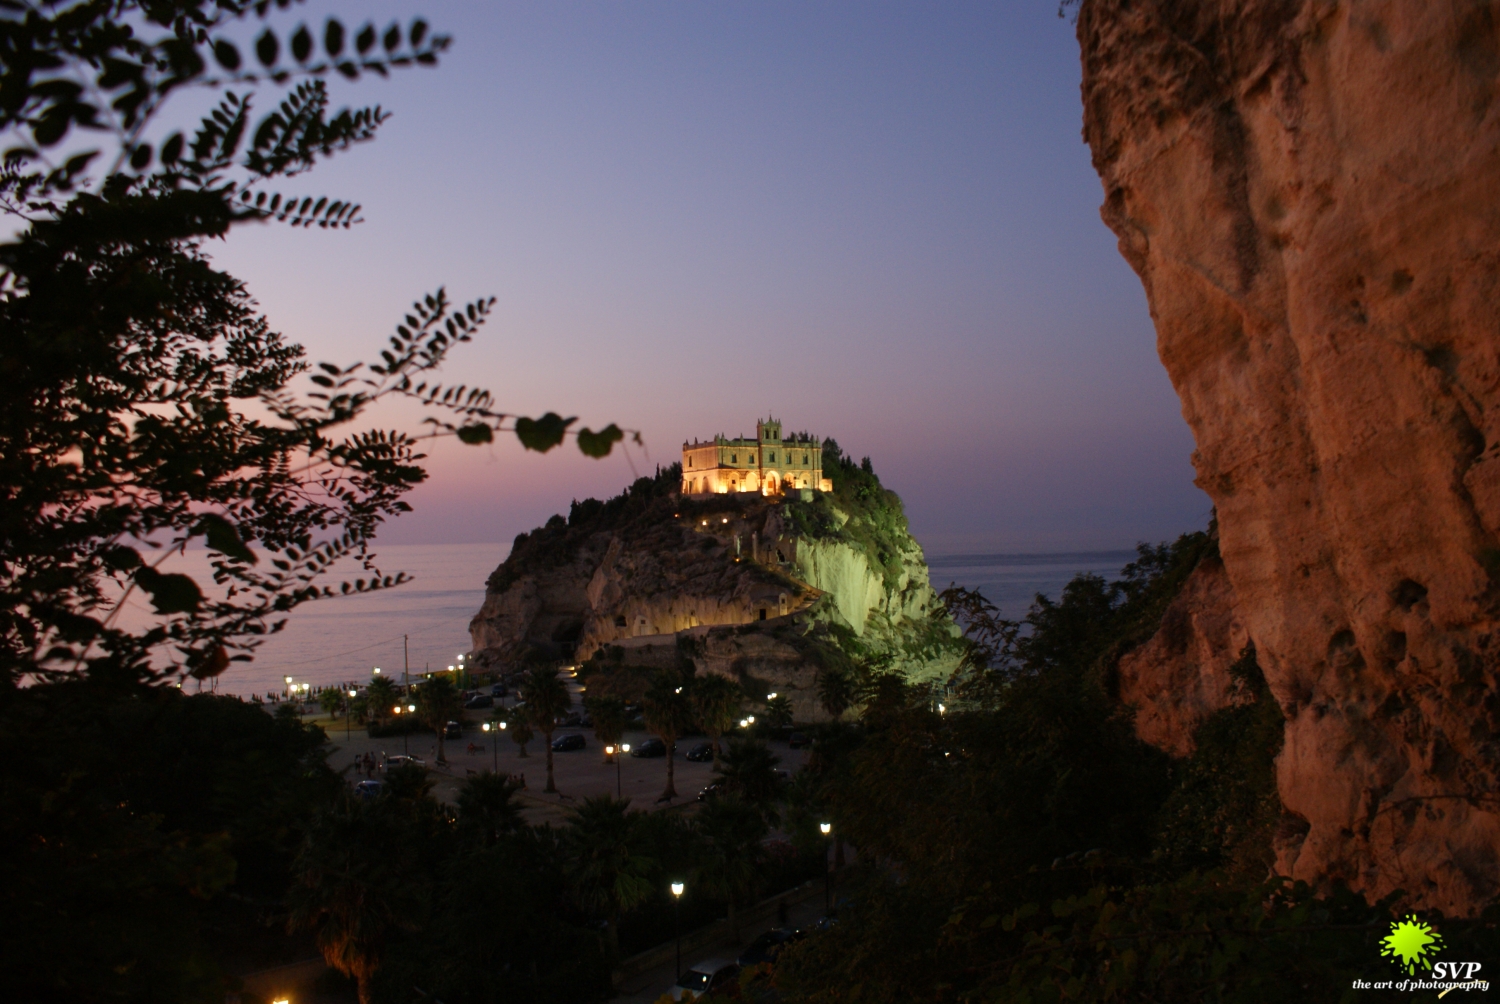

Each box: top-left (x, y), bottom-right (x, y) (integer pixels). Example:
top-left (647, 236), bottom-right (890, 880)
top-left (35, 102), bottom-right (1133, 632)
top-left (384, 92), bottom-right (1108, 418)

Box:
top-left (1079, 0), bottom-right (1500, 913)
top-left (1117, 552), bottom-right (1251, 757)
top-left (470, 492), bottom-right (959, 720)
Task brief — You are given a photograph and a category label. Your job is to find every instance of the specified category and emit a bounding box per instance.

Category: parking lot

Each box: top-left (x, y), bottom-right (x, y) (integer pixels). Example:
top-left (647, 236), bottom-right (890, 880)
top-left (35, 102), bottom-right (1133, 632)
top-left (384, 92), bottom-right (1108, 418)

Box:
top-left (303, 690), bottom-right (809, 826)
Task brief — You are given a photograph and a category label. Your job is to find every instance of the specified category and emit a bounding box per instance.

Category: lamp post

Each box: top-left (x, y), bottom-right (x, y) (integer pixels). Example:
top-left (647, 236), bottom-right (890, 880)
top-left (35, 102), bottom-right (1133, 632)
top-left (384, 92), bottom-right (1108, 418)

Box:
top-left (605, 744), bottom-right (630, 798)
top-left (820, 822), bottom-right (833, 914)
top-left (284, 675), bottom-right (292, 701)
top-left (483, 721), bottom-right (499, 773)
top-left (671, 881), bottom-right (685, 982)
top-left (346, 690), bottom-right (356, 740)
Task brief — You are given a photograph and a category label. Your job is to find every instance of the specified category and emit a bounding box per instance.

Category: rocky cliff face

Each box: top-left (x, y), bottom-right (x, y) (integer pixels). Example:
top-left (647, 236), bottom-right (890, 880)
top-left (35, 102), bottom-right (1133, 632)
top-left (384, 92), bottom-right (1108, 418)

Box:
top-left (469, 472), bottom-right (959, 721)
top-left (1080, 0), bottom-right (1500, 913)
top-left (1116, 550), bottom-right (1251, 757)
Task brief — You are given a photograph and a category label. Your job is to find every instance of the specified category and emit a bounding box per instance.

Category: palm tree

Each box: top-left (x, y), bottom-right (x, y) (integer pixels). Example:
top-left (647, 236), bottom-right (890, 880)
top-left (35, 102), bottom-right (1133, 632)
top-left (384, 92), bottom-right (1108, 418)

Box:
top-left (764, 694), bottom-right (794, 731)
top-left (456, 772), bottom-right (524, 846)
top-left (318, 686), bottom-right (344, 720)
top-left (507, 714), bottom-right (534, 758)
top-left (586, 694), bottom-right (626, 762)
top-left (817, 665), bottom-right (854, 721)
top-left (642, 672), bottom-right (694, 800)
top-left (561, 796), bottom-right (656, 957)
top-left (714, 736), bottom-right (783, 815)
top-left (520, 665), bottom-right (572, 793)
top-left (288, 799), bottom-right (420, 1004)
top-left (693, 795), bottom-right (768, 942)
top-left (689, 673), bottom-right (741, 764)
top-left (365, 675), bottom-right (398, 727)
top-left (417, 671), bottom-right (463, 764)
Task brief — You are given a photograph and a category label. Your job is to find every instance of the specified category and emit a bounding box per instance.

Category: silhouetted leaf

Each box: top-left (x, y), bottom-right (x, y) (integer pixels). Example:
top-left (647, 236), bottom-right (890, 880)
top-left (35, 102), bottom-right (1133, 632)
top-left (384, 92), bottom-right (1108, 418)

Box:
top-left (577, 424), bottom-right (624, 458)
top-left (129, 143), bottom-right (151, 169)
top-left (256, 29), bottom-right (279, 66)
top-left (196, 514), bottom-right (257, 564)
top-left (515, 413), bottom-right (574, 453)
top-left (102, 546), bottom-right (142, 571)
top-left (456, 423), bottom-right (493, 445)
top-left (160, 132), bottom-right (184, 164)
top-left (134, 567), bottom-right (203, 614)
top-left (213, 40), bottom-right (241, 71)
top-left (291, 25), bottom-right (313, 62)
top-left (325, 19), bottom-right (345, 57)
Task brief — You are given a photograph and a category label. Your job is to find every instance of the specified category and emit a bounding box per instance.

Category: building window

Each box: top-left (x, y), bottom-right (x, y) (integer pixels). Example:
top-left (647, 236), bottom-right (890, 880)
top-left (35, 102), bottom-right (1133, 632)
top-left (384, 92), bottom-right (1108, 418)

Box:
top-left (731, 454), bottom-right (736, 463)
top-left (802, 454), bottom-right (808, 464)
top-left (769, 452), bottom-right (776, 462)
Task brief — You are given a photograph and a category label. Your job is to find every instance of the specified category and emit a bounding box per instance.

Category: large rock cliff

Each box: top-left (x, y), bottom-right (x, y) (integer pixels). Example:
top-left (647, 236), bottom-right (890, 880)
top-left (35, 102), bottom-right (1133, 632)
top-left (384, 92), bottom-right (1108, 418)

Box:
top-left (1080, 0), bottom-right (1500, 913)
top-left (469, 465), bottom-right (961, 721)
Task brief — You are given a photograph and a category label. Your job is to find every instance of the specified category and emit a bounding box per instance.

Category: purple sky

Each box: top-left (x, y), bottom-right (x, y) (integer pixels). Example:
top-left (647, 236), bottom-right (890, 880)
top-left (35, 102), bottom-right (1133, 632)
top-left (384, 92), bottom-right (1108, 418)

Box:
top-left (205, 1), bottom-right (1210, 555)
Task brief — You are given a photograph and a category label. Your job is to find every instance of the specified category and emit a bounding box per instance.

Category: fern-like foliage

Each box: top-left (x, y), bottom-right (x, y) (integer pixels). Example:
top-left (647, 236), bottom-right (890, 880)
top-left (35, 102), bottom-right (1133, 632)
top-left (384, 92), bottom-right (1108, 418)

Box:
top-left (0, 2), bottom-right (632, 689)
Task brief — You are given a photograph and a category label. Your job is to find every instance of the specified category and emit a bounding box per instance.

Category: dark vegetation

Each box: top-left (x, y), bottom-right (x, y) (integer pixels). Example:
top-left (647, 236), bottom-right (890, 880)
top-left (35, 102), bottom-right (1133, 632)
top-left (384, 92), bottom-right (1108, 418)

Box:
top-left (723, 532), bottom-right (1500, 1004)
top-left (0, 0), bottom-right (621, 692)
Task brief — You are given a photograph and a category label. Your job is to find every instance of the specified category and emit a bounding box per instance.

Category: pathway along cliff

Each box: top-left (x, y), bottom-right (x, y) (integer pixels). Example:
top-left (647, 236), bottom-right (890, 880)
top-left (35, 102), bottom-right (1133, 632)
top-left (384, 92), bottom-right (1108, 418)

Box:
top-left (1079, 0), bottom-right (1500, 914)
top-left (469, 457), bottom-right (963, 723)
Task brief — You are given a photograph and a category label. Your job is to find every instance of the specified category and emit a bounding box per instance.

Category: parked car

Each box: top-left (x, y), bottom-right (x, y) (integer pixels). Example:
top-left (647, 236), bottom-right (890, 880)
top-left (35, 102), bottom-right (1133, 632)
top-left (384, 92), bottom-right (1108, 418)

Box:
top-left (551, 733), bottom-right (587, 752)
top-left (787, 731), bottom-right (810, 749)
top-left (464, 694), bottom-right (494, 709)
top-left (696, 781), bottom-right (725, 802)
top-left (685, 741), bottom-right (714, 762)
top-left (670, 959), bottom-right (740, 1001)
top-left (631, 737), bottom-right (666, 758)
top-left (444, 720), bottom-right (462, 739)
top-left (558, 711), bottom-right (582, 727)
top-left (383, 755), bottom-right (425, 769)
top-left (353, 779), bottom-right (384, 800)
top-left (490, 683), bottom-right (507, 697)
top-left (736, 927), bottom-right (804, 968)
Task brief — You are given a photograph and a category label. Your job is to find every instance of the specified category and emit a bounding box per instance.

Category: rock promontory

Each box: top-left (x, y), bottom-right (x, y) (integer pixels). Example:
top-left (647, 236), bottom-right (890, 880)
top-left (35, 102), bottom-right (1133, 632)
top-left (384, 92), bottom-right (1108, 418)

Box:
top-left (1080, 0), bottom-right (1500, 914)
top-left (469, 455), bottom-right (961, 722)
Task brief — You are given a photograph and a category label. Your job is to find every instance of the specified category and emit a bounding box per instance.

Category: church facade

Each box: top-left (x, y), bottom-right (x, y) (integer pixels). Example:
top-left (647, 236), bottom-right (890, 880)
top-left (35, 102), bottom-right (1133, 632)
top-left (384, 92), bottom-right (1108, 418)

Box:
top-left (681, 417), bottom-right (832, 496)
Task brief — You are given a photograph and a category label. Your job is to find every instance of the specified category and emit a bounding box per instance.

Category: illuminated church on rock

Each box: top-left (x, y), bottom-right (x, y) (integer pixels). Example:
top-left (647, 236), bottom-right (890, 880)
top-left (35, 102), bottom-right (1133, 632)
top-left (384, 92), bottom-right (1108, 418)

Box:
top-left (681, 417), bottom-right (832, 496)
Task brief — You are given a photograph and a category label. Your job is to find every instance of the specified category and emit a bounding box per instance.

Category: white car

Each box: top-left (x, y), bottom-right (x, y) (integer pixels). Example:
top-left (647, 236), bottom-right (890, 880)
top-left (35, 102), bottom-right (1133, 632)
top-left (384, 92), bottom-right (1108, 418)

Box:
top-left (669, 958), bottom-right (739, 1000)
top-left (383, 755), bottom-right (426, 769)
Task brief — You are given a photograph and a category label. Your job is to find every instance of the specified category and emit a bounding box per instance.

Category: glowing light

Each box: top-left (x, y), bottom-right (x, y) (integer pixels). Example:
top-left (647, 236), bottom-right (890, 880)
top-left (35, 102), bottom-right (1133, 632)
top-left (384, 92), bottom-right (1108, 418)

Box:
top-left (938, 703), bottom-right (946, 714)
top-left (820, 822), bottom-right (832, 835)
top-left (393, 705), bottom-right (401, 714)
top-left (767, 693), bottom-right (777, 700)
top-left (408, 704), bottom-right (415, 712)
top-left (605, 745), bottom-right (615, 755)
top-left (373, 667), bottom-right (381, 674)
top-left (500, 721), bottom-right (508, 730)
top-left (671, 882), bottom-right (685, 897)
top-left (621, 743), bottom-right (630, 752)
top-left (483, 723), bottom-right (491, 732)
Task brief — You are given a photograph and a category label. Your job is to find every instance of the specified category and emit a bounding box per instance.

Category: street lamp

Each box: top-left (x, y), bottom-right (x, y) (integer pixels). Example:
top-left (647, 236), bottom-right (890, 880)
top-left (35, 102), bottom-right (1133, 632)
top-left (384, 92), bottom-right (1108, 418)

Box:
top-left (671, 881), bottom-right (686, 982)
top-left (820, 822), bottom-right (833, 913)
top-left (605, 744), bottom-right (630, 798)
top-left (284, 675), bottom-right (293, 701)
top-left (482, 721), bottom-right (499, 773)
top-left (346, 689), bottom-right (356, 740)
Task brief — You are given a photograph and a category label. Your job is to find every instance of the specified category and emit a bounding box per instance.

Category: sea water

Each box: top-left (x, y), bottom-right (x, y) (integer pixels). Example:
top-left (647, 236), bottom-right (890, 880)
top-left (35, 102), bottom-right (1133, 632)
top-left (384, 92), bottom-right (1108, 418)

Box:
top-left (138, 543), bottom-right (1136, 698)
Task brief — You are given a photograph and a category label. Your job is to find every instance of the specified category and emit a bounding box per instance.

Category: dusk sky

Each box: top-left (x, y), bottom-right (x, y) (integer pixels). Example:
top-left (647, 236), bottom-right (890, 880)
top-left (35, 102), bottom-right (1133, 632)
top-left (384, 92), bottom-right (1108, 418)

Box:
top-left (206, 1), bottom-right (1211, 555)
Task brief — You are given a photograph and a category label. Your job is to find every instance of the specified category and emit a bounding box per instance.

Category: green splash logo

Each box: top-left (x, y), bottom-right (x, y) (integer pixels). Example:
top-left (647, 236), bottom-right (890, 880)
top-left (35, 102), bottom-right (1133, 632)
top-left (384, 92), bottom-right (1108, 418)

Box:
top-left (1380, 915), bottom-right (1445, 975)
